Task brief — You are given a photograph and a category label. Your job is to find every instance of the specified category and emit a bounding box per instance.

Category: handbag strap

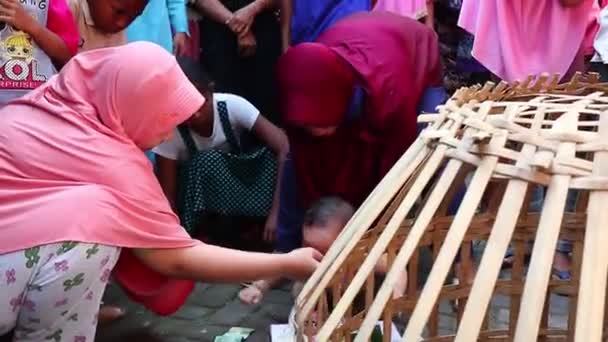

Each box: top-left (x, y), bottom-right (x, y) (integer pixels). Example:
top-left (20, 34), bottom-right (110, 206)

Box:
top-left (177, 125), bottom-right (198, 156)
top-left (217, 100), bottom-right (242, 154)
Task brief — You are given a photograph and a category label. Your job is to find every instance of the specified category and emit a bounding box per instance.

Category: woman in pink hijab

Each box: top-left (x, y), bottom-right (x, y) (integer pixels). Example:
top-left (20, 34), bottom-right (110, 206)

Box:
top-left (0, 42), bottom-right (320, 341)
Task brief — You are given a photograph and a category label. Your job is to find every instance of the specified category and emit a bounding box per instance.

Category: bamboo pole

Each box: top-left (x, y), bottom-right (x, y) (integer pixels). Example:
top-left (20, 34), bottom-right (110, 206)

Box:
top-left (316, 112), bottom-right (464, 341)
top-left (296, 106), bottom-right (451, 331)
top-left (354, 102), bottom-right (494, 342)
top-left (402, 112), bottom-right (510, 341)
top-left (574, 110), bottom-right (608, 341)
top-left (513, 110), bottom-right (580, 341)
top-left (454, 100), bottom-right (545, 341)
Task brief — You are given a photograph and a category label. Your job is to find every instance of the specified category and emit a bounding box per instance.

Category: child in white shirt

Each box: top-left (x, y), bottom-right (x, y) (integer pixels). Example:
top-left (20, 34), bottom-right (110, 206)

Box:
top-left (155, 57), bottom-right (288, 242)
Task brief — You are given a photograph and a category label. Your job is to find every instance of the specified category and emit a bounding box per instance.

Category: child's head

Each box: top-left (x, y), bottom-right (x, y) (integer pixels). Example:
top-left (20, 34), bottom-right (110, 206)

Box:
top-left (302, 197), bottom-right (354, 254)
top-left (176, 57), bottom-right (215, 133)
top-left (87, 0), bottom-right (148, 34)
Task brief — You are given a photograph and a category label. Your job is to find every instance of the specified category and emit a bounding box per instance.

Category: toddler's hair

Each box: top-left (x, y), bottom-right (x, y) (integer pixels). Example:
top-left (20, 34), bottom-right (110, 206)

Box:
top-left (176, 56), bottom-right (214, 94)
top-left (302, 197), bottom-right (354, 229)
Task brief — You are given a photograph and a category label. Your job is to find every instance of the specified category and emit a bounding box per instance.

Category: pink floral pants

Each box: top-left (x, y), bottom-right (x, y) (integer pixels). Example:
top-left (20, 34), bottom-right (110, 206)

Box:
top-left (0, 242), bottom-right (120, 342)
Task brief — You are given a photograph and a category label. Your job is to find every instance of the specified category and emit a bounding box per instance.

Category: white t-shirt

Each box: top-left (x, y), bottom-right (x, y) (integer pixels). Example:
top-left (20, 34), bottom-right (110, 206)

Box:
top-left (153, 93), bottom-right (260, 161)
top-left (594, 6), bottom-right (608, 63)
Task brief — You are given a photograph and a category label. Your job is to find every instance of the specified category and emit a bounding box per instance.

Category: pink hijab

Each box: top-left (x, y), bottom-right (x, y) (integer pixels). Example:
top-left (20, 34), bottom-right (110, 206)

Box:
top-left (0, 42), bottom-right (204, 314)
top-left (459, 0), bottom-right (595, 82)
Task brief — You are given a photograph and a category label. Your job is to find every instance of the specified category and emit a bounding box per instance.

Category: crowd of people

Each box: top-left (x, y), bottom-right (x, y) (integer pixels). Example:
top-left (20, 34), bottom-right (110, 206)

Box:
top-left (0, 0), bottom-right (606, 340)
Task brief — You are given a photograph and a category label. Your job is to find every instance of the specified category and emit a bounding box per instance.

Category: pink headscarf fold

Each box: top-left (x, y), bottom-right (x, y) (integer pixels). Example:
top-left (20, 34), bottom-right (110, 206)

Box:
top-left (0, 42), bottom-right (204, 314)
top-left (277, 43), bottom-right (355, 127)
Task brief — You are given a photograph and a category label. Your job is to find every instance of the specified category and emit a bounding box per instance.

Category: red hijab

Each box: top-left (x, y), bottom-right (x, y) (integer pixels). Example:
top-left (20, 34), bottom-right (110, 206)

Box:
top-left (277, 12), bottom-right (441, 207)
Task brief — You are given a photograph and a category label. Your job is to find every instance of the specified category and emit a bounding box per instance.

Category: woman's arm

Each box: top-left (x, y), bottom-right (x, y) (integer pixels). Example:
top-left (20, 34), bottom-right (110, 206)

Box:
top-left (192, 0), bottom-right (234, 28)
top-left (425, 0), bottom-right (434, 29)
top-left (168, 0), bottom-right (190, 55)
top-left (133, 243), bottom-right (322, 282)
top-left (156, 155), bottom-right (179, 210)
top-left (251, 115), bottom-right (290, 242)
top-left (278, 0), bottom-right (292, 52)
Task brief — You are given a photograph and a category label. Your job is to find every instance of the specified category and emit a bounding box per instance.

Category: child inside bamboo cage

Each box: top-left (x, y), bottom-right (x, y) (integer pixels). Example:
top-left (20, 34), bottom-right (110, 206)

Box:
top-left (239, 197), bottom-right (408, 304)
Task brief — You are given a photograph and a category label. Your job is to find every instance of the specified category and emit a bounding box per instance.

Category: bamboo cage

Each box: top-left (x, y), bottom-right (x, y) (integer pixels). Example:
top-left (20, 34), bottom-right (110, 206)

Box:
top-left (293, 73), bottom-right (608, 342)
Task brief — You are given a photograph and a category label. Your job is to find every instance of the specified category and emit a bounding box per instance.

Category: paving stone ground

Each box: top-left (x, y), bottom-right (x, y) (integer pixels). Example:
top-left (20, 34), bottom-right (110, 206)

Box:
top-left (95, 282), bottom-right (294, 342)
top-left (0, 242), bottom-right (571, 342)
top-left (94, 244), bottom-right (570, 341)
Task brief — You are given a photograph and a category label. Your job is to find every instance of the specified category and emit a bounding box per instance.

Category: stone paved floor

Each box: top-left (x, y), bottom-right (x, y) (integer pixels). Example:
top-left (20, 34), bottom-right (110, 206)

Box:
top-left (0, 242), bottom-right (571, 341)
top-left (95, 282), bottom-right (294, 342)
top-left (95, 271), bottom-right (570, 341)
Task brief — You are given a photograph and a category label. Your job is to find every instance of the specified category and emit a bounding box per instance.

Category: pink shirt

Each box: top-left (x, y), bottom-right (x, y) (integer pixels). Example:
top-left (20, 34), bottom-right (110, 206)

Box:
top-left (374, 0), bottom-right (428, 20)
top-left (459, 0), bottom-right (594, 82)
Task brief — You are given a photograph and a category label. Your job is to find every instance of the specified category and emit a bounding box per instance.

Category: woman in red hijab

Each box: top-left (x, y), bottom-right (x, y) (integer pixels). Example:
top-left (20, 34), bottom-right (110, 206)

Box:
top-left (274, 11), bottom-right (443, 252)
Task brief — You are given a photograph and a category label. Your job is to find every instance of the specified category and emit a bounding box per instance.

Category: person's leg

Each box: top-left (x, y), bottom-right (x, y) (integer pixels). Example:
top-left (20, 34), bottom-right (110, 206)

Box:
top-left (13, 242), bottom-right (120, 342)
top-left (275, 152), bottom-right (305, 253)
top-left (199, 19), bottom-right (240, 94)
top-left (248, 12), bottom-right (281, 123)
top-left (0, 247), bottom-right (39, 337)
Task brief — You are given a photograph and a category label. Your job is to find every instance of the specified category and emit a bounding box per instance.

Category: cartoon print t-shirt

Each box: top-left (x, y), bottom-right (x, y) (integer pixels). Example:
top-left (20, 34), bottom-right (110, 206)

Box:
top-left (0, 0), bottom-right (58, 104)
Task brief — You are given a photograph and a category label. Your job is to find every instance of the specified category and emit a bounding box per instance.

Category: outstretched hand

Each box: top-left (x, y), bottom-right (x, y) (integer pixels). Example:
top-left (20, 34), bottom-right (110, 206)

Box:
top-left (283, 247), bottom-right (323, 280)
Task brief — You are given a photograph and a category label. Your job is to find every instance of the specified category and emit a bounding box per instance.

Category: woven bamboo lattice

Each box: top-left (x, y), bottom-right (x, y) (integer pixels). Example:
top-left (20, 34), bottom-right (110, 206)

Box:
top-left (293, 73), bottom-right (608, 342)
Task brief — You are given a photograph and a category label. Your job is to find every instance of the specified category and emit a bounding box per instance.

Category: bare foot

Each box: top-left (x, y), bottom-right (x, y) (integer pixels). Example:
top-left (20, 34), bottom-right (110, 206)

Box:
top-left (239, 286), bottom-right (264, 305)
top-left (98, 305), bottom-right (125, 325)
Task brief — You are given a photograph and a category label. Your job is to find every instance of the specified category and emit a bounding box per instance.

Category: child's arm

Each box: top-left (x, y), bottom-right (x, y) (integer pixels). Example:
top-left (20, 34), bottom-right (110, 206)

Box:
top-left (425, 0), bottom-right (434, 30)
top-left (278, 0), bottom-right (292, 53)
top-left (0, 0), bottom-right (77, 68)
top-left (156, 155), bottom-right (179, 210)
top-left (134, 243), bottom-right (322, 282)
top-left (375, 254), bottom-right (408, 299)
top-left (168, 0), bottom-right (189, 55)
top-left (251, 115), bottom-right (289, 242)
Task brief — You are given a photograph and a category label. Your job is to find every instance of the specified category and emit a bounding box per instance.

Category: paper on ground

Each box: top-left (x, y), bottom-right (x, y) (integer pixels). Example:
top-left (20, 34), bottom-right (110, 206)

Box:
top-left (270, 321), bottom-right (401, 342)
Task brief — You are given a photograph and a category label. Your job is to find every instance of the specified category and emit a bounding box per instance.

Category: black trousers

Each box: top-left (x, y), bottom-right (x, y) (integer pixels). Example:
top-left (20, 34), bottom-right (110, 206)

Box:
top-left (199, 1), bottom-right (281, 124)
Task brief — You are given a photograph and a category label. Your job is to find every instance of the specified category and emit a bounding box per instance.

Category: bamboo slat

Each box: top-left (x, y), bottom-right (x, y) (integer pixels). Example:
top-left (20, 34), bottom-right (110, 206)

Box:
top-left (294, 75), bottom-right (608, 342)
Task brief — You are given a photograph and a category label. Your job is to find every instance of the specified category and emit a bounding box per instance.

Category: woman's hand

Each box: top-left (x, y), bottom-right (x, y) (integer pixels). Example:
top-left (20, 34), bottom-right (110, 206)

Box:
top-left (173, 32), bottom-right (189, 56)
top-left (0, 0), bottom-right (38, 34)
top-left (227, 3), bottom-right (258, 35)
top-left (237, 30), bottom-right (257, 57)
top-left (283, 247), bottom-right (323, 280)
